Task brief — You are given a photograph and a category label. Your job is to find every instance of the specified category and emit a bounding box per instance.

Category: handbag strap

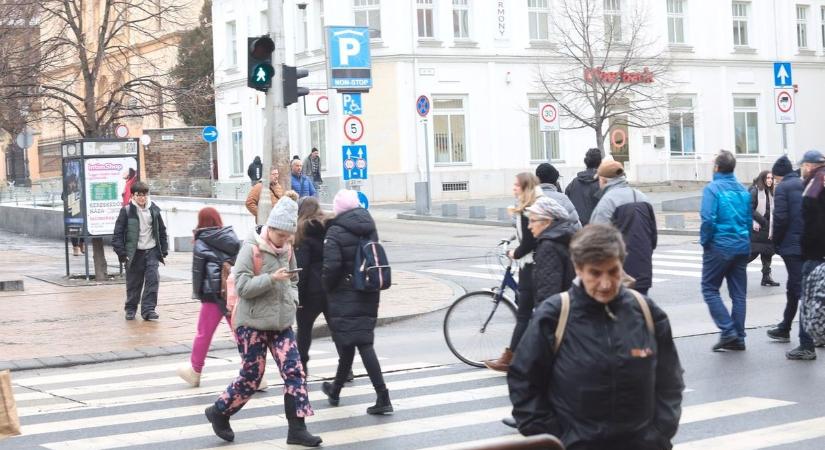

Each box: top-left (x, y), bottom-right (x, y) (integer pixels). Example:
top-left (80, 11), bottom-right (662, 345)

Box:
top-left (628, 288), bottom-right (655, 335)
top-left (554, 292), bottom-right (571, 354)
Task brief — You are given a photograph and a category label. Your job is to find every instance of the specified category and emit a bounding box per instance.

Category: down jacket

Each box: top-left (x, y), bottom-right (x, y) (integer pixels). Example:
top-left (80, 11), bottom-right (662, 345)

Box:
top-left (322, 207), bottom-right (380, 346)
top-left (700, 172), bottom-right (751, 255)
top-left (532, 220), bottom-right (576, 303)
top-left (772, 171), bottom-right (804, 257)
top-left (508, 283), bottom-right (684, 449)
top-left (564, 168), bottom-right (601, 225)
top-left (296, 220), bottom-right (328, 310)
top-left (191, 226), bottom-right (241, 313)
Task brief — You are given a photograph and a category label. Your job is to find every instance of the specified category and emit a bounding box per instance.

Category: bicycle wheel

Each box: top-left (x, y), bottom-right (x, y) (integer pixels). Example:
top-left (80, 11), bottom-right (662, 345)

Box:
top-left (443, 290), bottom-right (517, 368)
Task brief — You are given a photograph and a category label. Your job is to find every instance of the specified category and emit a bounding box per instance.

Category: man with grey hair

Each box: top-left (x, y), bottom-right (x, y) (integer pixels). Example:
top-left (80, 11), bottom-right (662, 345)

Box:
top-left (700, 150), bottom-right (752, 352)
top-left (290, 159), bottom-right (316, 198)
top-left (507, 224), bottom-right (684, 449)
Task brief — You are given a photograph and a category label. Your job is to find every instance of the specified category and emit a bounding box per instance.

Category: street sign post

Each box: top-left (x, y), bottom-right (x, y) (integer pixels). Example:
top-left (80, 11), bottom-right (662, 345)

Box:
top-left (202, 126), bottom-right (219, 143)
top-left (325, 27), bottom-right (372, 91)
top-left (538, 102), bottom-right (560, 132)
top-left (416, 95), bottom-right (430, 117)
top-left (416, 95), bottom-right (432, 215)
top-left (202, 126), bottom-right (219, 195)
top-left (775, 88), bottom-right (796, 124)
top-left (343, 116), bottom-right (364, 142)
top-left (774, 62), bottom-right (792, 87)
top-left (342, 145), bottom-right (368, 181)
top-left (773, 62), bottom-right (794, 154)
top-left (114, 124), bottom-right (129, 139)
top-left (342, 93), bottom-right (362, 115)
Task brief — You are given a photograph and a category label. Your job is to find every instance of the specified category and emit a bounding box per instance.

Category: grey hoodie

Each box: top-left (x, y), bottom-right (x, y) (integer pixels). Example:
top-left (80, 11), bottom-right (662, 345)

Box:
top-left (589, 176), bottom-right (651, 225)
top-left (539, 183), bottom-right (583, 230)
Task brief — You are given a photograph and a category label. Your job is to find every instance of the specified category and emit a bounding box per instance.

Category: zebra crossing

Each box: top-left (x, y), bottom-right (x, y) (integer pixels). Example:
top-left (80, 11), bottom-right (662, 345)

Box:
top-left (421, 249), bottom-right (785, 284)
top-left (6, 349), bottom-right (825, 449)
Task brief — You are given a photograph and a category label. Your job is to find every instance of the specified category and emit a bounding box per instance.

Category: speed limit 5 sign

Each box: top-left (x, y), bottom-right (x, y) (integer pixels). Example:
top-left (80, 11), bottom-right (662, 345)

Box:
top-left (343, 115), bottom-right (364, 142)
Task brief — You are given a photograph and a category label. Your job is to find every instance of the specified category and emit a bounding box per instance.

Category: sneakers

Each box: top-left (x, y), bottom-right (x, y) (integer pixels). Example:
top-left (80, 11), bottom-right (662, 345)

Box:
top-left (786, 346), bottom-right (817, 360)
top-left (177, 366), bottom-right (201, 387)
top-left (204, 406), bottom-right (234, 442)
top-left (125, 310), bottom-right (136, 320)
top-left (766, 327), bottom-right (791, 343)
top-left (142, 311), bottom-right (159, 320)
top-left (712, 336), bottom-right (745, 352)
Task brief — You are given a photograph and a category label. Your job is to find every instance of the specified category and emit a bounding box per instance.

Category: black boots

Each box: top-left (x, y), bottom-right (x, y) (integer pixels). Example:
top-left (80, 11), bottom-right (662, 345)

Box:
top-left (204, 406), bottom-right (234, 442)
top-left (284, 394), bottom-right (322, 447)
top-left (366, 388), bottom-right (393, 415)
top-left (321, 381), bottom-right (342, 406)
top-left (762, 272), bottom-right (780, 287)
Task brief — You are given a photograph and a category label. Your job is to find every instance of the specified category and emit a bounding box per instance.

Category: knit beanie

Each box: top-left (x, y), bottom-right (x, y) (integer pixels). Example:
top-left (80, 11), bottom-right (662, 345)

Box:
top-left (526, 196), bottom-right (569, 221)
top-left (535, 163), bottom-right (560, 185)
top-left (266, 196), bottom-right (298, 233)
top-left (333, 189), bottom-right (361, 215)
top-left (771, 155), bottom-right (793, 178)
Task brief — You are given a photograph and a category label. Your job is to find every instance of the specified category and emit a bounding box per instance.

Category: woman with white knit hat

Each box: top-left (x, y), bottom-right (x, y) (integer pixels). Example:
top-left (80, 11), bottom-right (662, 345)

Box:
top-left (205, 193), bottom-right (321, 447)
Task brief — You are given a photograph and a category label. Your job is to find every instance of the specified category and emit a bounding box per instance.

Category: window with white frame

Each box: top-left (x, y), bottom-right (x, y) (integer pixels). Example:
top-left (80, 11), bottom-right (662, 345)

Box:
top-left (528, 99), bottom-right (560, 161)
top-left (527, 0), bottom-right (550, 41)
top-left (226, 21), bottom-right (238, 67)
top-left (433, 98), bottom-right (467, 164)
top-left (797, 5), bottom-right (809, 49)
top-left (604, 0), bottom-right (622, 42)
top-left (261, 11), bottom-right (268, 34)
top-left (318, 0), bottom-right (326, 43)
top-left (733, 97), bottom-right (759, 155)
top-left (732, 2), bottom-right (749, 47)
top-left (297, 7), bottom-right (308, 51)
top-left (668, 97), bottom-right (695, 156)
top-left (353, 0), bottom-right (381, 38)
top-left (309, 119), bottom-right (327, 171)
top-left (417, 0), bottom-right (435, 38)
top-left (821, 6), bottom-right (825, 48)
top-left (453, 0), bottom-right (470, 39)
top-left (667, 0), bottom-right (686, 44)
top-left (229, 114), bottom-right (244, 175)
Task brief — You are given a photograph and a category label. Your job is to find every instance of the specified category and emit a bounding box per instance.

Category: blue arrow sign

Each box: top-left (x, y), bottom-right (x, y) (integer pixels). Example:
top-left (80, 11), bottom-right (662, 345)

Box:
top-left (773, 62), bottom-right (792, 87)
top-left (342, 145), bottom-right (367, 180)
top-left (202, 126), bottom-right (219, 143)
top-left (357, 191), bottom-right (369, 210)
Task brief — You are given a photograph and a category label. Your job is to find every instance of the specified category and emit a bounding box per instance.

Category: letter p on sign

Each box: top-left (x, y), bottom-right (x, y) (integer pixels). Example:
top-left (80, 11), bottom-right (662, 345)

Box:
top-left (339, 38), bottom-right (360, 66)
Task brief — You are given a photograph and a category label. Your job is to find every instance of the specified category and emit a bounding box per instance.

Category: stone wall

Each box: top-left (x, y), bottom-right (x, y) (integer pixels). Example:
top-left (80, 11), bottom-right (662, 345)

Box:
top-left (142, 127), bottom-right (213, 197)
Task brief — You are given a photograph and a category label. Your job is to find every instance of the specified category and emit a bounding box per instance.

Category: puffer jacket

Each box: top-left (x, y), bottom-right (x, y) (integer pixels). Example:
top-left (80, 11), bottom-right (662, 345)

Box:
top-left (802, 165), bottom-right (825, 261)
top-left (231, 232), bottom-right (299, 331)
top-left (532, 220), bottom-right (576, 303)
top-left (539, 183), bottom-right (583, 230)
top-left (322, 207), bottom-right (380, 346)
top-left (296, 220), bottom-right (327, 310)
top-left (564, 168), bottom-right (601, 225)
top-left (508, 282), bottom-right (684, 450)
top-left (192, 226), bottom-right (241, 313)
top-left (613, 200), bottom-right (657, 293)
top-left (700, 172), bottom-right (751, 255)
top-left (772, 171), bottom-right (804, 257)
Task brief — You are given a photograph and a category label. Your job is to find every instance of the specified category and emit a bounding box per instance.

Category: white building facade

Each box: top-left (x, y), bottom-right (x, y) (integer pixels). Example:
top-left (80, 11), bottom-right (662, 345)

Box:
top-left (212, 0), bottom-right (825, 202)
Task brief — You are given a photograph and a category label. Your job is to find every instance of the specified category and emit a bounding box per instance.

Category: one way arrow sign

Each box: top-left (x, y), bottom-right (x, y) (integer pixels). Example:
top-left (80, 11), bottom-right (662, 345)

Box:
top-left (774, 62), bottom-right (792, 87)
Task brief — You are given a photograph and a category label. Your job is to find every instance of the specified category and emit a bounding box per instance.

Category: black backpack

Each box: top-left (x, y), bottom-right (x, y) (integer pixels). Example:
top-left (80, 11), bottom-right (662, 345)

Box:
top-left (352, 238), bottom-right (391, 292)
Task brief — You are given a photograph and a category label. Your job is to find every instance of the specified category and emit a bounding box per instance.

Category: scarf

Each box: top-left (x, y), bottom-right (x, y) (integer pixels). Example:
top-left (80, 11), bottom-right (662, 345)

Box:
top-left (259, 227), bottom-right (291, 256)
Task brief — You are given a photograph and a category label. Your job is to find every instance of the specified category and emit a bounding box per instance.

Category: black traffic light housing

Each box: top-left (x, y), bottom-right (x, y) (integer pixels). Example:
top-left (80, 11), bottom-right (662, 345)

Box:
top-left (247, 36), bottom-right (275, 92)
top-left (283, 64), bottom-right (310, 107)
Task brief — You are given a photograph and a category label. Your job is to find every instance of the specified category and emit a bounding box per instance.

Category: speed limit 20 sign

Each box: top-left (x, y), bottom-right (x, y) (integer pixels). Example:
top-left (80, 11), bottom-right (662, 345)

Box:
top-left (538, 102), bottom-right (560, 132)
top-left (343, 115), bottom-right (364, 142)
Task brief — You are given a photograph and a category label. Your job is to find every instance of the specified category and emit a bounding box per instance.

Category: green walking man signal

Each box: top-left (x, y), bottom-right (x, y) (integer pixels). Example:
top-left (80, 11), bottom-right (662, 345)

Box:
top-left (247, 36), bottom-right (275, 92)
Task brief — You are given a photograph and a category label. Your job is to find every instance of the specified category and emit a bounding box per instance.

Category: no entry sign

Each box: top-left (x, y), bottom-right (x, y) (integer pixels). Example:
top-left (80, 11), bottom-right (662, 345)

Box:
top-left (538, 102), bottom-right (560, 132)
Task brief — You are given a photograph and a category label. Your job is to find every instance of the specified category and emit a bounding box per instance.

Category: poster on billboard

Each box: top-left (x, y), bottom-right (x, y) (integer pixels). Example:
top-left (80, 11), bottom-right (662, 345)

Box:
top-left (84, 157), bottom-right (137, 235)
top-left (62, 159), bottom-right (84, 233)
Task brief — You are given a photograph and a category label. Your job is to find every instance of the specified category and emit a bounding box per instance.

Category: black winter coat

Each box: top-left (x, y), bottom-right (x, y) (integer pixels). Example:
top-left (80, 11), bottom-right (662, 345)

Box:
top-left (532, 221), bottom-right (575, 303)
top-left (192, 226), bottom-right (241, 313)
top-left (612, 201), bottom-right (657, 292)
top-left (749, 186), bottom-right (774, 255)
top-left (802, 166), bottom-right (825, 261)
top-left (508, 283), bottom-right (684, 450)
top-left (564, 169), bottom-right (600, 226)
top-left (322, 208), bottom-right (380, 346)
top-left (773, 171), bottom-right (804, 257)
top-left (112, 202), bottom-right (168, 269)
top-left (296, 220), bottom-right (328, 311)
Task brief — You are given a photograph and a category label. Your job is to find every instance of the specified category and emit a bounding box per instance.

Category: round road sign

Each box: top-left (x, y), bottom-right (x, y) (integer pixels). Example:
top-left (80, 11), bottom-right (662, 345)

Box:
top-left (357, 191), bottom-right (369, 210)
top-left (610, 128), bottom-right (627, 149)
top-left (344, 159), bottom-right (356, 170)
top-left (316, 95), bottom-right (329, 114)
top-left (343, 116), bottom-right (364, 142)
top-left (416, 95), bottom-right (430, 117)
top-left (540, 104), bottom-right (557, 124)
top-left (777, 90), bottom-right (793, 113)
top-left (114, 124), bottom-right (129, 138)
top-left (140, 134), bottom-right (152, 146)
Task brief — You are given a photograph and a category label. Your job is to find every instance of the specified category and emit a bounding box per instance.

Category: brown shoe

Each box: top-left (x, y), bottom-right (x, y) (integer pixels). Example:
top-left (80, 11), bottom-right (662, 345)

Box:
top-left (73, 246), bottom-right (81, 256)
top-left (484, 348), bottom-right (513, 372)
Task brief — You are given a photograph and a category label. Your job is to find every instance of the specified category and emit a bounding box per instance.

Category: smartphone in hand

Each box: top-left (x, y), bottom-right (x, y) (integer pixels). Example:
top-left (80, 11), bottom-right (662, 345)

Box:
top-left (286, 268), bottom-right (303, 274)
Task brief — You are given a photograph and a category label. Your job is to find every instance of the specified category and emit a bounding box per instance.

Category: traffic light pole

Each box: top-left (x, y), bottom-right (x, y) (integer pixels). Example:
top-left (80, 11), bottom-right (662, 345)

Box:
top-left (257, 0), bottom-right (291, 226)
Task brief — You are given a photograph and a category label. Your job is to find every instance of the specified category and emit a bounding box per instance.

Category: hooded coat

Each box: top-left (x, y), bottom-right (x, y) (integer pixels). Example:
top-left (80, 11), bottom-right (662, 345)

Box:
top-left (192, 226), bottom-right (241, 313)
top-left (532, 220), bottom-right (576, 303)
top-left (296, 219), bottom-right (328, 311)
top-left (773, 171), bottom-right (804, 257)
top-left (564, 168), bottom-right (601, 225)
top-left (322, 207), bottom-right (380, 346)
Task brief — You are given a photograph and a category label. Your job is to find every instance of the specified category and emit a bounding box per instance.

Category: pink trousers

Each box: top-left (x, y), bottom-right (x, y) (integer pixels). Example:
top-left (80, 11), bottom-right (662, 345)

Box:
top-left (191, 302), bottom-right (234, 373)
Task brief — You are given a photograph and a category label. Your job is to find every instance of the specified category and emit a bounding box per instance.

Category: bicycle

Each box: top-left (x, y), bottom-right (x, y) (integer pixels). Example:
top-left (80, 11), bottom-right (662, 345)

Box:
top-left (443, 237), bottom-right (519, 368)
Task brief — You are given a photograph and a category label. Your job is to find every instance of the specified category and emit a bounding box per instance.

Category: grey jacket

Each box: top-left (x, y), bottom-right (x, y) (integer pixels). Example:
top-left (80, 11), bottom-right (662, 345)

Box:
top-left (590, 176), bottom-right (651, 225)
top-left (232, 233), bottom-right (299, 331)
top-left (539, 183), bottom-right (583, 230)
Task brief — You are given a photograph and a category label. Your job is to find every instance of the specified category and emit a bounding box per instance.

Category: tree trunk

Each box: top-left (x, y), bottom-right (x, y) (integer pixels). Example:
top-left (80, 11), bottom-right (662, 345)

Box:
top-left (595, 126), bottom-right (606, 156)
top-left (92, 238), bottom-right (108, 280)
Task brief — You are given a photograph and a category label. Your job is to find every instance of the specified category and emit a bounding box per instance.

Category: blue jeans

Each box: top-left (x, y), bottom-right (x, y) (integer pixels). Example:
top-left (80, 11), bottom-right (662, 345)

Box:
top-left (702, 247), bottom-right (748, 341)
top-left (798, 260), bottom-right (823, 349)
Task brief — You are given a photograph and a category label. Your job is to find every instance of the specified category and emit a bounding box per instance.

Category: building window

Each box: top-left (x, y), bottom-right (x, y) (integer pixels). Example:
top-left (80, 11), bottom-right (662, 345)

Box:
top-left (821, 6), bottom-right (825, 48)
top-left (668, 97), bottom-right (695, 157)
top-left (309, 119), bottom-right (327, 171)
top-left (353, 0), bottom-right (381, 38)
top-left (230, 114), bottom-right (244, 175)
top-left (297, 7), bottom-right (308, 51)
top-left (226, 21), bottom-right (237, 67)
top-left (732, 2), bottom-right (749, 47)
top-left (417, 0), bottom-right (435, 38)
top-left (733, 97), bottom-right (759, 155)
top-left (318, 0), bottom-right (326, 43)
top-left (453, 0), bottom-right (470, 39)
top-left (261, 11), bottom-right (268, 35)
top-left (797, 5), bottom-right (809, 49)
top-left (667, 0), bottom-right (686, 44)
top-left (604, 0), bottom-right (622, 42)
top-left (527, 0), bottom-right (550, 41)
top-left (433, 98), bottom-right (467, 164)
top-left (528, 99), bottom-right (560, 161)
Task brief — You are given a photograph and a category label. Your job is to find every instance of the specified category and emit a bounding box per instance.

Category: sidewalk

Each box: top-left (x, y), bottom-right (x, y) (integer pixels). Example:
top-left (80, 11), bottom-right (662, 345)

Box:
top-left (0, 230), bottom-right (460, 372)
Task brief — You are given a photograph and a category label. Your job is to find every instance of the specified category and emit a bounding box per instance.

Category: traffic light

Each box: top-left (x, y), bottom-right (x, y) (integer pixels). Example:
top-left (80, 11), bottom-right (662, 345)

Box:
top-left (247, 36), bottom-right (275, 92)
top-left (282, 64), bottom-right (310, 107)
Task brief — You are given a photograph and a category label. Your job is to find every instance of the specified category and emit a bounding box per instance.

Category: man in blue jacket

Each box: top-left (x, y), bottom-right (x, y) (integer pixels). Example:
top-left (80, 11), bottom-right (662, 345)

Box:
top-left (700, 150), bottom-right (752, 351)
top-left (290, 159), bottom-right (316, 198)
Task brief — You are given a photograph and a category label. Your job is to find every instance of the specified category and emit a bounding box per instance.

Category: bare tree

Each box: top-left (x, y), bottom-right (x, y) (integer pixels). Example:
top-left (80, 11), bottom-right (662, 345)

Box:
top-left (0, 0), bottom-right (190, 280)
top-left (537, 0), bottom-right (670, 155)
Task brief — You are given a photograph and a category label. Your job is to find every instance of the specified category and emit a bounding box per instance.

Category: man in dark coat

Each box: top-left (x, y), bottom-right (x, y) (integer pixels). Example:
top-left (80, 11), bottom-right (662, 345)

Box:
top-left (247, 156), bottom-right (263, 185)
top-left (564, 148), bottom-right (602, 225)
top-left (113, 181), bottom-right (168, 321)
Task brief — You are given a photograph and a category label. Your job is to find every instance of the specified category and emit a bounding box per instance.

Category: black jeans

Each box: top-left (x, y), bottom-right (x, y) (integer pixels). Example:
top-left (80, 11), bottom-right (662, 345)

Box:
top-left (295, 301), bottom-right (329, 373)
top-left (125, 247), bottom-right (160, 315)
top-left (334, 343), bottom-right (385, 390)
top-left (510, 264), bottom-right (534, 351)
top-left (749, 250), bottom-right (775, 275)
top-left (778, 254), bottom-right (803, 331)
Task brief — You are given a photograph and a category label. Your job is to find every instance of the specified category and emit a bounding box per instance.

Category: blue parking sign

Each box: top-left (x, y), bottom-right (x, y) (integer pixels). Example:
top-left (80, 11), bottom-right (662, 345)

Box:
top-left (342, 93), bottom-right (362, 115)
top-left (326, 27), bottom-right (372, 90)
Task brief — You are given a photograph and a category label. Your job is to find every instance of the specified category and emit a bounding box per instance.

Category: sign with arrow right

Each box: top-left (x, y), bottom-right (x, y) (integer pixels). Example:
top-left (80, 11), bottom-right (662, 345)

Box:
top-left (202, 126), bottom-right (219, 143)
top-left (342, 145), bottom-right (368, 180)
top-left (774, 62), bottom-right (792, 87)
